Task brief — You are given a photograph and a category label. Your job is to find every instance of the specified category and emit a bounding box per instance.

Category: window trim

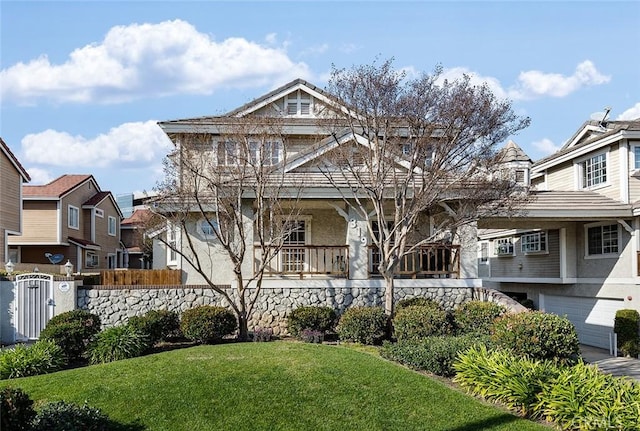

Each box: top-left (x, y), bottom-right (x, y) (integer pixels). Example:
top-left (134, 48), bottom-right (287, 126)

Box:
top-left (95, 208), bottom-right (104, 218)
top-left (167, 224), bottom-right (178, 265)
top-left (494, 237), bottom-right (514, 257)
top-left (85, 251), bottom-right (98, 268)
top-left (108, 216), bottom-right (117, 236)
top-left (520, 231), bottom-right (548, 254)
top-left (632, 144), bottom-right (640, 171)
top-left (68, 205), bottom-right (79, 230)
top-left (575, 150), bottom-right (609, 190)
top-left (479, 241), bottom-right (489, 264)
top-left (584, 222), bottom-right (620, 259)
top-left (198, 217), bottom-right (219, 238)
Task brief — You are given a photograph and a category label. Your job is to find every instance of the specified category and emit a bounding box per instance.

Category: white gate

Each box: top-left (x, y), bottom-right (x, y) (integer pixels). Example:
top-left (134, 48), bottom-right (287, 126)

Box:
top-left (15, 273), bottom-right (54, 341)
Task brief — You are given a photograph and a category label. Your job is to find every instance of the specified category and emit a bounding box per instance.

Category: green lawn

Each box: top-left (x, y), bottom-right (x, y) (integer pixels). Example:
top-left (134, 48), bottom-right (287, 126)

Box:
top-left (1, 342), bottom-right (551, 430)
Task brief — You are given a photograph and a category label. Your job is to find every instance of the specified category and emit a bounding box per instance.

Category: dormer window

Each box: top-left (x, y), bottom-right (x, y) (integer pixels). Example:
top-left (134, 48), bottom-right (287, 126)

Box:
top-left (286, 90), bottom-right (312, 117)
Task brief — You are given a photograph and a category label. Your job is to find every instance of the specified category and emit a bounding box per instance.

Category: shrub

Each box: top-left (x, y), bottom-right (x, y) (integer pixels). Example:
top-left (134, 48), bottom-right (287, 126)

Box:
top-left (0, 387), bottom-right (35, 431)
top-left (454, 345), bottom-right (561, 417)
top-left (393, 304), bottom-right (451, 341)
top-left (336, 306), bottom-right (388, 345)
top-left (454, 301), bottom-right (506, 335)
top-left (300, 329), bottom-right (324, 343)
top-left (252, 327), bottom-right (274, 342)
top-left (0, 340), bottom-right (65, 379)
top-left (180, 306), bottom-right (237, 343)
top-left (491, 311), bottom-right (580, 365)
top-left (395, 297), bottom-right (440, 311)
top-left (381, 334), bottom-right (491, 377)
top-left (614, 309), bottom-right (640, 358)
top-left (87, 325), bottom-right (148, 364)
top-left (32, 400), bottom-right (111, 431)
top-left (128, 309), bottom-right (181, 346)
top-left (286, 306), bottom-right (337, 337)
top-left (535, 361), bottom-right (640, 429)
top-left (39, 310), bottom-right (101, 362)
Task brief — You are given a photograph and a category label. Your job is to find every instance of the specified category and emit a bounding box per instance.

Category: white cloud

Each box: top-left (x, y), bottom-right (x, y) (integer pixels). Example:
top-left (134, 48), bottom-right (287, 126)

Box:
top-left (21, 121), bottom-right (173, 168)
top-left (25, 167), bottom-right (54, 185)
top-left (299, 43), bottom-right (329, 57)
top-left (532, 138), bottom-right (562, 156)
top-left (509, 61), bottom-right (610, 100)
top-left (438, 67), bottom-right (508, 100)
top-left (1, 20), bottom-right (311, 105)
top-left (617, 102), bottom-right (640, 120)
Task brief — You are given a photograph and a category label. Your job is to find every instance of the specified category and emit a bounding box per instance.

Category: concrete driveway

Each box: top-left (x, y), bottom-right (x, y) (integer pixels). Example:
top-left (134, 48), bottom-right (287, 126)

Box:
top-left (580, 345), bottom-right (640, 381)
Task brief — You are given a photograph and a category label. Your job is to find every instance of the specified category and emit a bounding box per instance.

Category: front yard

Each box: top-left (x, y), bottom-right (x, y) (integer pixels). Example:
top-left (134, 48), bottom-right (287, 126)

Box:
top-left (0, 341), bottom-right (551, 430)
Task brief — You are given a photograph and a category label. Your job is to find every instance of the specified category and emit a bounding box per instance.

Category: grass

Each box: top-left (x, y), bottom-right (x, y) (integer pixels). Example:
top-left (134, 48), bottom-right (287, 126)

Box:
top-left (0, 342), bottom-right (551, 430)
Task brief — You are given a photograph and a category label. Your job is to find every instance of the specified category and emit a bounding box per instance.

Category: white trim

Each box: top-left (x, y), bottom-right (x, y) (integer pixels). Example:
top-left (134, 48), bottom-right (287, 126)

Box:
top-left (573, 148), bottom-right (609, 190)
top-left (583, 221), bottom-right (621, 258)
top-left (108, 216), bottom-right (117, 236)
top-left (68, 205), bottom-right (79, 230)
top-left (620, 140), bottom-right (629, 203)
top-left (559, 227), bottom-right (567, 281)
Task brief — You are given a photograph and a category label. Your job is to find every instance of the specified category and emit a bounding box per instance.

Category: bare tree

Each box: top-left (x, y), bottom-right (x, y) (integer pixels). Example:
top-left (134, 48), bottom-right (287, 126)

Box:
top-left (319, 59), bottom-right (530, 316)
top-left (152, 117), bottom-right (302, 340)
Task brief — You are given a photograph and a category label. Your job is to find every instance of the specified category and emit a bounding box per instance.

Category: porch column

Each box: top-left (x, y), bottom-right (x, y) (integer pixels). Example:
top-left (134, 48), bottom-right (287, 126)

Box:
top-left (348, 207), bottom-right (369, 279)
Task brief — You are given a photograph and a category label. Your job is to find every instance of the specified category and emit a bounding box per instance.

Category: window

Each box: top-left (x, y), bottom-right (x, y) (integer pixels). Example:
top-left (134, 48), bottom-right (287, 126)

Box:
top-left (480, 242), bottom-right (489, 263)
top-left (108, 216), bottom-right (117, 236)
top-left (579, 153), bottom-right (607, 188)
top-left (587, 224), bottom-right (618, 256)
top-left (68, 205), bottom-right (79, 229)
top-left (285, 90), bottom-right (312, 116)
top-left (634, 146), bottom-right (640, 170)
top-left (168, 225), bottom-right (178, 263)
top-left (248, 140), bottom-right (282, 166)
top-left (495, 238), bottom-right (514, 256)
top-left (85, 252), bottom-right (98, 268)
top-left (199, 218), bottom-right (219, 237)
top-left (515, 170), bottom-right (526, 184)
top-left (282, 220), bottom-right (308, 273)
top-left (520, 231), bottom-right (546, 253)
top-left (95, 208), bottom-right (104, 218)
top-left (217, 141), bottom-right (238, 165)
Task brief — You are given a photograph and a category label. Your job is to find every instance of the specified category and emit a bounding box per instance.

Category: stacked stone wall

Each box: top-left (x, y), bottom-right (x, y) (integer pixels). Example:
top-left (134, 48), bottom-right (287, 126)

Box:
top-left (78, 285), bottom-right (522, 336)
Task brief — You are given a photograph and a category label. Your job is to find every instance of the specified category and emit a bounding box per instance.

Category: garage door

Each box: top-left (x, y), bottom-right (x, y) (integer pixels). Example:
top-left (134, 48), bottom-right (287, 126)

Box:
top-left (541, 294), bottom-right (625, 349)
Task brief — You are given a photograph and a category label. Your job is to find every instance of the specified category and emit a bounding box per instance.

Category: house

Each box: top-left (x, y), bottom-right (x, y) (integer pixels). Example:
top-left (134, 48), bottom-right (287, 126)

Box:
top-left (0, 138), bottom-right (30, 265)
top-left (154, 79), bottom-right (485, 291)
top-left (478, 118), bottom-right (640, 349)
top-left (121, 208), bottom-right (153, 269)
top-left (8, 174), bottom-right (123, 272)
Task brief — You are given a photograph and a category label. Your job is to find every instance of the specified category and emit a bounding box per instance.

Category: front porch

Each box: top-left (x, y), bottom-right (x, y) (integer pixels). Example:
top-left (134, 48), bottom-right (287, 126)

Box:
top-left (254, 243), bottom-right (461, 280)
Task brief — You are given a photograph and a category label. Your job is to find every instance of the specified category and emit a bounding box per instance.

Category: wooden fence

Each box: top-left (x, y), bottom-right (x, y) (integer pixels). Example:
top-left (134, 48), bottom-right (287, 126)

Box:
top-left (99, 269), bottom-right (182, 286)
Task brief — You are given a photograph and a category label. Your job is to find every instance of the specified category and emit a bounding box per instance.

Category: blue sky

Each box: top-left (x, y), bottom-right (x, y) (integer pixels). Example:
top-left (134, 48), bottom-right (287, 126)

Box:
top-left (1, 1), bottom-right (639, 197)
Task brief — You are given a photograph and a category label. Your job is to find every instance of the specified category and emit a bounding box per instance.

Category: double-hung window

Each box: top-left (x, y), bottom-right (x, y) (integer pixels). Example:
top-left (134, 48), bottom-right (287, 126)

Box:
top-left (247, 140), bottom-right (282, 166)
top-left (108, 216), bottom-right (117, 236)
top-left (520, 231), bottom-right (546, 253)
top-left (579, 153), bottom-right (607, 188)
top-left (495, 238), bottom-right (514, 256)
top-left (68, 205), bottom-right (79, 229)
top-left (587, 223), bottom-right (618, 256)
top-left (217, 141), bottom-right (238, 166)
top-left (633, 146), bottom-right (640, 170)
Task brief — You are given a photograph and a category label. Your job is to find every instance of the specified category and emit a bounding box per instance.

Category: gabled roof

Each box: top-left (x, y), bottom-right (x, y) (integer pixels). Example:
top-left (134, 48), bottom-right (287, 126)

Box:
top-left (83, 191), bottom-right (110, 207)
top-left (533, 120), bottom-right (640, 171)
top-left (0, 137), bottom-right (30, 182)
top-left (68, 236), bottom-right (101, 250)
top-left (122, 208), bottom-right (152, 226)
top-left (23, 174), bottom-right (95, 198)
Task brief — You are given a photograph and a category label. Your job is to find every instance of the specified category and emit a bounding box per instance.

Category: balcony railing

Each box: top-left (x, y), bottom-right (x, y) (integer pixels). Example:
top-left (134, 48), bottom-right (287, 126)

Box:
top-left (254, 245), bottom-right (349, 279)
top-left (369, 243), bottom-right (460, 279)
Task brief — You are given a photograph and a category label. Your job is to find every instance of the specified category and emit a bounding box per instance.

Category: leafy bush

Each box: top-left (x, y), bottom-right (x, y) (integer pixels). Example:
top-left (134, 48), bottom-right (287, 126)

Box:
top-left (453, 301), bottom-right (506, 335)
top-left (286, 306), bottom-right (337, 337)
top-left (32, 400), bottom-right (111, 431)
top-left (454, 345), bottom-right (561, 417)
top-left (336, 306), bottom-right (388, 345)
top-left (535, 361), bottom-right (640, 430)
top-left (393, 304), bottom-right (451, 341)
top-left (0, 340), bottom-right (65, 379)
top-left (491, 311), bottom-right (580, 365)
top-left (381, 334), bottom-right (490, 377)
top-left (39, 310), bottom-right (101, 362)
top-left (614, 309), bottom-right (640, 358)
top-left (0, 387), bottom-right (35, 431)
top-left (180, 306), bottom-right (237, 343)
top-left (252, 327), bottom-right (274, 342)
top-left (395, 297), bottom-right (440, 311)
top-left (300, 329), bottom-right (324, 343)
top-left (87, 325), bottom-right (148, 364)
top-left (128, 309), bottom-right (181, 346)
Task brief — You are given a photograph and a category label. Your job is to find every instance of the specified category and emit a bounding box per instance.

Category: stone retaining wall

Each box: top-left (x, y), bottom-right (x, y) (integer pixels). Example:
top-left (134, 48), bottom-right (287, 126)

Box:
top-left (78, 285), bottom-right (523, 336)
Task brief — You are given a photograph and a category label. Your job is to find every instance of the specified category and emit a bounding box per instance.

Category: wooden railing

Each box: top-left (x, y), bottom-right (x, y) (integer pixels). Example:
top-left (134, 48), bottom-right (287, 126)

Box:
top-left (254, 245), bottom-right (349, 278)
top-left (99, 269), bottom-right (182, 286)
top-left (369, 243), bottom-right (460, 279)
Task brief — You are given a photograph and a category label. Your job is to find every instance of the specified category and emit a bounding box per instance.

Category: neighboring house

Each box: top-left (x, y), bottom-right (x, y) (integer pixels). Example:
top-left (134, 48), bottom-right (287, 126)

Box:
top-left (0, 138), bottom-right (30, 265)
top-left (8, 174), bottom-right (123, 271)
top-left (121, 208), bottom-right (153, 269)
top-left (154, 79), bottom-right (481, 289)
top-left (479, 118), bottom-right (640, 348)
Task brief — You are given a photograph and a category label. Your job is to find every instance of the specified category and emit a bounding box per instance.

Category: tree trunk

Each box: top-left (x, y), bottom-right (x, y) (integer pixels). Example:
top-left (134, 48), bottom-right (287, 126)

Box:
top-left (384, 274), bottom-right (394, 317)
top-left (237, 312), bottom-right (249, 341)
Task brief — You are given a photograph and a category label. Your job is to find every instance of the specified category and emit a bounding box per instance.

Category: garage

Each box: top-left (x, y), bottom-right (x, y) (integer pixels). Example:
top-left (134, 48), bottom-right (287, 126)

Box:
top-left (540, 294), bottom-right (625, 350)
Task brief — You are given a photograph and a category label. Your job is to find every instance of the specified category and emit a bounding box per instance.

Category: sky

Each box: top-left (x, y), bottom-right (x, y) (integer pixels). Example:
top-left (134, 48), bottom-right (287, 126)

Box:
top-left (1, 1), bottom-right (639, 198)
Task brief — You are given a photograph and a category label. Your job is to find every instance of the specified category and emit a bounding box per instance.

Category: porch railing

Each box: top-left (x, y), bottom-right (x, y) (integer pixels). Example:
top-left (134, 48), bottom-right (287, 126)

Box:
top-left (254, 245), bottom-right (349, 279)
top-left (369, 243), bottom-right (460, 279)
